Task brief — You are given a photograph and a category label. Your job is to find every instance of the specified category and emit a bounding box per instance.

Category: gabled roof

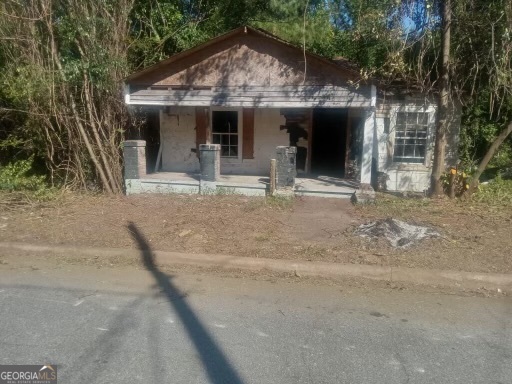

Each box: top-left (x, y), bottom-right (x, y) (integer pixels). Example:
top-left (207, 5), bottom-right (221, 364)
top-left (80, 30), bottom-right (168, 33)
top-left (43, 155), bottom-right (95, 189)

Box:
top-left (125, 26), bottom-right (363, 84)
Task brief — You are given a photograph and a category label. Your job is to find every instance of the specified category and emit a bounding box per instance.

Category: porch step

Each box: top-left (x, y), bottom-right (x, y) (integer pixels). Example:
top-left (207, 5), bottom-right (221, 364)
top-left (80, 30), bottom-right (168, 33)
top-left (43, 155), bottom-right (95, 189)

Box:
top-left (294, 188), bottom-right (354, 199)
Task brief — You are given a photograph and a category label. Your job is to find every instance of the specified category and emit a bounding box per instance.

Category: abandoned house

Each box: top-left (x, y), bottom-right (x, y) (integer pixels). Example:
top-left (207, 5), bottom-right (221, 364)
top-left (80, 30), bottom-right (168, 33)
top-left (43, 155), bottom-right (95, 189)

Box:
top-left (123, 26), bottom-right (460, 198)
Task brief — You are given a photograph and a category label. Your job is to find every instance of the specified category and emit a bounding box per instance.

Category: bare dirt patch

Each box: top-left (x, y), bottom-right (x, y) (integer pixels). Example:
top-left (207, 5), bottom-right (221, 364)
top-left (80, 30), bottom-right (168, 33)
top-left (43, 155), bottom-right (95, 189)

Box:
top-left (0, 192), bottom-right (511, 274)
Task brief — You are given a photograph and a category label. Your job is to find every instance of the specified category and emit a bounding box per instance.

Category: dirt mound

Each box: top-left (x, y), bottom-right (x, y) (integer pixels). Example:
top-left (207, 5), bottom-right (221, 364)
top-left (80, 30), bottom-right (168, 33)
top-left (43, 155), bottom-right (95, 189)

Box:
top-left (355, 218), bottom-right (439, 248)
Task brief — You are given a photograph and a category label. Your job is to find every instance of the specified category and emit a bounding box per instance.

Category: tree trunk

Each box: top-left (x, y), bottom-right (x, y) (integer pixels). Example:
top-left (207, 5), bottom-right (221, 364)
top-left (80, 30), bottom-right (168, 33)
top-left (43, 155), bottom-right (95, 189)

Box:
top-left (468, 121), bottom-right (512, 194)
top-left (430, 0), bottom-right (452, 197)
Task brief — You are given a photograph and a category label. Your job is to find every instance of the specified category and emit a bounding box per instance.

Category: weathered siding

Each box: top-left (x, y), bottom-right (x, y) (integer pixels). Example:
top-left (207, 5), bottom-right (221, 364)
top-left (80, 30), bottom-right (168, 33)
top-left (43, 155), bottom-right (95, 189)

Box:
top-left (129, 86), bottom-right (372, 108)
top-left (128, 33), bottom-right (359, 87)
top-left (125, 30), bottom-right (371, 108)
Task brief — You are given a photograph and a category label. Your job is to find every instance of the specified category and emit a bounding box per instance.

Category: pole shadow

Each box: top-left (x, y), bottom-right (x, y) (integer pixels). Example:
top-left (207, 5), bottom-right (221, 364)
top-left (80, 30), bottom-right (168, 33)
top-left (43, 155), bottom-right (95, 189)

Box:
top-left (127, 222), bottom-right (244, 384)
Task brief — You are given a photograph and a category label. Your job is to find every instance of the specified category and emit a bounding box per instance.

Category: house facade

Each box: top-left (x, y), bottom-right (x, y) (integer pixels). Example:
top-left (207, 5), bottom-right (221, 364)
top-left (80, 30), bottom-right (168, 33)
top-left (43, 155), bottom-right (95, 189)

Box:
top-left (123, 26), bottom-right (460, 196)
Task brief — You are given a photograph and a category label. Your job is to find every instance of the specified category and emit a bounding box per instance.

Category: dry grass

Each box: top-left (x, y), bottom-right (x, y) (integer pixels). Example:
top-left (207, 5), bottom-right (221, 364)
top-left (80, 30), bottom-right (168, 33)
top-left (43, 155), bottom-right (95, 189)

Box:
top-left (0, 191), bottom-right (511, 274)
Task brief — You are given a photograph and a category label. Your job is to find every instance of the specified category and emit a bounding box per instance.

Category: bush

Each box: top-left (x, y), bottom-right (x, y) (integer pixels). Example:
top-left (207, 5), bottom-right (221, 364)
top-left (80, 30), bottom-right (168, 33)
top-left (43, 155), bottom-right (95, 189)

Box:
top-left (441, 168), bottom-right (470, 197)
top-left (0, 158), bottom-right (56, 200)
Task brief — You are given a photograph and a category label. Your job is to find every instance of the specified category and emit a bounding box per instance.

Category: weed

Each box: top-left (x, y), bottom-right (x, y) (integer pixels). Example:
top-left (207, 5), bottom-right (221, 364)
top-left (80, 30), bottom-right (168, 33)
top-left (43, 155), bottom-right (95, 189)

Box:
top-left (254, 232), bottom-right (273, 242)
top-left (266, 195), bottom-right (294, 209)
top-left (216, 186), bottom-right (237, 195)
top-left (472, 176), bottom-right (512, 206)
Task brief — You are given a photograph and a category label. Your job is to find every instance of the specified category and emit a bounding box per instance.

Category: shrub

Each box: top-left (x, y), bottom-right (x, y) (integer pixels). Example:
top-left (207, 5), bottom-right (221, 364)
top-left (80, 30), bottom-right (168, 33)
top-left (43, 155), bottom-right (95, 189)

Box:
top-left (0, 157), bottom-right (56, 200)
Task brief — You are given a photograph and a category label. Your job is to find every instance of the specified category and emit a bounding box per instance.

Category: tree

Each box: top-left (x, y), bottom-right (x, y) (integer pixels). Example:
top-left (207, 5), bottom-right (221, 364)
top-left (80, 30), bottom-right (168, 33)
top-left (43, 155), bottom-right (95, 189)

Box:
top-left (459, 0), bottom-right (512, 192)
top-left (430, 0), bottom-right (451, 196)
top-left (0, 0), bottom-right (135, 192)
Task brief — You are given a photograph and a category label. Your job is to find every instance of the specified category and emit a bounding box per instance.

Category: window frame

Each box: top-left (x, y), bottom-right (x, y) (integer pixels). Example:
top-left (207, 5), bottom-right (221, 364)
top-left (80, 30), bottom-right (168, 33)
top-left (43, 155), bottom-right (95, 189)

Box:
top-left (210, 108), bottom-right (242, 160)
top-left (389, 106), bottom-right (435, 167)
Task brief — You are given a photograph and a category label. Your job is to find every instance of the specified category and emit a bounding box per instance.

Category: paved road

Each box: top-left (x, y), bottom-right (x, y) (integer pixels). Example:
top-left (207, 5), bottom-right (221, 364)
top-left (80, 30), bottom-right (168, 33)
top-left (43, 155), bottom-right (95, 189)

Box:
top-left (0, 256), bottom-right (511, 383)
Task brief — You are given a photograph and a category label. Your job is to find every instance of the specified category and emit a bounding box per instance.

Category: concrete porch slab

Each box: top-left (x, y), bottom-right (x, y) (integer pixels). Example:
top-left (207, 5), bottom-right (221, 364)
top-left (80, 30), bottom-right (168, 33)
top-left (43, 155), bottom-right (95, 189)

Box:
top-left (128, 172), bottom-right (358, 198)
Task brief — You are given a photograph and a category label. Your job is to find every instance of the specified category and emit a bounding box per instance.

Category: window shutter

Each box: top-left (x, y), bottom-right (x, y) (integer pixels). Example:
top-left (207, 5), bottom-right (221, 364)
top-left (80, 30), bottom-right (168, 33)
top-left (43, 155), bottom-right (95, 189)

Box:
top-left (195, 107), bottom-right (208, 156)
top-left (242, 108), bottom-right (254, 159)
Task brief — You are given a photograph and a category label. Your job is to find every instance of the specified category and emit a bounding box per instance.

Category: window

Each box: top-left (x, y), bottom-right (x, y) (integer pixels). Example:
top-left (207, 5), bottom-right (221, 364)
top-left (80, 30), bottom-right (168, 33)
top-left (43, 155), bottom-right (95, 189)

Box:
top-left (212, 111), bottom-right (238, 158)
top-left (393, 111), bottom-right (428, 163)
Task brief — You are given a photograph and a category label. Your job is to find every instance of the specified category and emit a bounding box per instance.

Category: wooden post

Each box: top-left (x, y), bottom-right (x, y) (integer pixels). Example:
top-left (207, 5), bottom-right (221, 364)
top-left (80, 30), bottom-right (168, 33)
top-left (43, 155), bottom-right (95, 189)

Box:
top-left (154, 110), bottom-right (164, 172)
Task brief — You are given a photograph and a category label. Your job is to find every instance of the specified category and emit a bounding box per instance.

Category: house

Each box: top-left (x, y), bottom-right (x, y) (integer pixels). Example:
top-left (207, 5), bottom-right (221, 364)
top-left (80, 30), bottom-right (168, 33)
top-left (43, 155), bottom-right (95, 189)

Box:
top-left (123, 26), bottom-right (460, 197)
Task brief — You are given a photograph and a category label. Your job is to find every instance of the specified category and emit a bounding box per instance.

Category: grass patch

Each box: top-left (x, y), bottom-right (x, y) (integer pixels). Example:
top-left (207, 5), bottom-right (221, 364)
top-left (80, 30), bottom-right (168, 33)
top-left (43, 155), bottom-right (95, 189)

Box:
top-left (362, 193), bottom-right (432, 216)
top-left (472, 177), bottom-right (512, 206)
top-left (266, 195), bottom-right (295, 209)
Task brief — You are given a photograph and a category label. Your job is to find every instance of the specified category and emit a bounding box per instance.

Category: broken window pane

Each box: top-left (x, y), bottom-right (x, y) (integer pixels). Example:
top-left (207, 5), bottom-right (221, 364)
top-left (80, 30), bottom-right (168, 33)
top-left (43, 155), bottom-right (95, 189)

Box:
top-left (212, 111), bottom-right (238, 158)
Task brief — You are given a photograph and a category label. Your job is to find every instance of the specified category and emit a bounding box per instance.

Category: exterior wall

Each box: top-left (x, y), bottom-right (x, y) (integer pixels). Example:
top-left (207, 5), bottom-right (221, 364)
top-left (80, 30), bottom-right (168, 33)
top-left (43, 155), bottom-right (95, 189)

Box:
top-left (160, 107), bottom-right (287, 175)
top-left (160, 107), bottom-right (200, 173)
top-left (375, 95), bottom-right (460, 193)
top-left (220, 108), bottom-right (288, 174)
top-left (155, 95), bottom-right (461, 193)
top-left (385, 165), bottom-right (431, 193)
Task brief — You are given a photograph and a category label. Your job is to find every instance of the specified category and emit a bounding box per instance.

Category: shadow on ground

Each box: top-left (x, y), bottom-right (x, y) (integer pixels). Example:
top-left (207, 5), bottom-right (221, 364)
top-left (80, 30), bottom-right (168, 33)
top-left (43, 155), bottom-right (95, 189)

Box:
top-left (127, 221), bottom-right (244, 384)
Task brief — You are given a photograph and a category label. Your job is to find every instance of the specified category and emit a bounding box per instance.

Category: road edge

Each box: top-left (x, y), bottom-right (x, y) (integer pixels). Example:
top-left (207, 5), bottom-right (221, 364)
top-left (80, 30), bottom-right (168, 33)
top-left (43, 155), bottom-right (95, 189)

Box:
top-left (0, 241), bottom-right (511, 292)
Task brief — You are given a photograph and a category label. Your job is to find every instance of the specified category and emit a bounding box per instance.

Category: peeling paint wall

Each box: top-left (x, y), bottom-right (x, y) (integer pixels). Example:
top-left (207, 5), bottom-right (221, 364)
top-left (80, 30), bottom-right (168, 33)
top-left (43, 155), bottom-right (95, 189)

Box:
top-left (160, 107), bottom-right (288, 175)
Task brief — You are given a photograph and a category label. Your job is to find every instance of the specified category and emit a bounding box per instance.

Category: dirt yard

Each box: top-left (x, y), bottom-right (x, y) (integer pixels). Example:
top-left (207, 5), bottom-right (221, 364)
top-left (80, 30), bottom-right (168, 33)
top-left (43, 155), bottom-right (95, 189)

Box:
top-left (0, 192), bottom-right (511, 274)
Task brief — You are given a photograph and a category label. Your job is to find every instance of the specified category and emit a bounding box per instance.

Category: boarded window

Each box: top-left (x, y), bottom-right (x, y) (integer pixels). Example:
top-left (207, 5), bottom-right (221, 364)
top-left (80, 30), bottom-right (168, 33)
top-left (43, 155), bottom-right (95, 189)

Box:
top-left (393, 112), bottom-right (428, 163)
top-left (212, 111), bottom-right (238, 158)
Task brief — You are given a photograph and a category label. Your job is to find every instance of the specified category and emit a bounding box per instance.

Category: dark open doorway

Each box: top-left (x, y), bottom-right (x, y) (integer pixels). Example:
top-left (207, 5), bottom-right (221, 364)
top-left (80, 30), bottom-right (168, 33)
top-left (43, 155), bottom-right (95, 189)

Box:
top-left (311, 108), bottom-right (348, 177)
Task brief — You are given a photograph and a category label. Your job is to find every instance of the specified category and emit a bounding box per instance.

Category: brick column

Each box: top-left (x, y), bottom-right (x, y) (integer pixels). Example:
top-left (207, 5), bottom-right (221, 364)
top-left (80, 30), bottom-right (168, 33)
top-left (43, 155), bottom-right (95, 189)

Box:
top-left (123, 140), bottom-right (146, 179)
top-left (275, 146), bottom-right (296, 189)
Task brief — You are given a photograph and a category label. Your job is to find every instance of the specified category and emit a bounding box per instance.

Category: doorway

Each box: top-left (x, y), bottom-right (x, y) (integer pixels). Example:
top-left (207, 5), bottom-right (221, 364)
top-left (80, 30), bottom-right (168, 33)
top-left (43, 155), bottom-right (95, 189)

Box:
top-left (310, 108), bottom-right (348, 177)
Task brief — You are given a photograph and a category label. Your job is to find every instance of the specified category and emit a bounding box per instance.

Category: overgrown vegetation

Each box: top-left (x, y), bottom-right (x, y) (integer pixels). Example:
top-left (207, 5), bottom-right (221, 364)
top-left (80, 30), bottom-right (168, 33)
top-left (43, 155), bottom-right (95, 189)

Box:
top-left (0, 158), bottom-right (57, 201)
top-left (472, 177), bottom-right (512, 206)
top-left (0, 0), bottom-right (511, 201)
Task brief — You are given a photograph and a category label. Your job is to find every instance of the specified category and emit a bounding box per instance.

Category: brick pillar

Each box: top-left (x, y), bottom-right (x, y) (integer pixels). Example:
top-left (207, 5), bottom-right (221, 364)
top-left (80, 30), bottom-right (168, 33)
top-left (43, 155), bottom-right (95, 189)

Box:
top-left (123, 140), bottom-right (146, 179)
top-left (275, 146), bottom-right (296, 189)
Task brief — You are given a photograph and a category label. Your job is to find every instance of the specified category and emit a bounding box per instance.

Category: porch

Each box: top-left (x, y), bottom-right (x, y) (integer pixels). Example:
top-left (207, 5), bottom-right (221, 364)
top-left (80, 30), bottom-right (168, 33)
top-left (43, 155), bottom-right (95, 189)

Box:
top-left (127, 172), bottom-right (359, 198)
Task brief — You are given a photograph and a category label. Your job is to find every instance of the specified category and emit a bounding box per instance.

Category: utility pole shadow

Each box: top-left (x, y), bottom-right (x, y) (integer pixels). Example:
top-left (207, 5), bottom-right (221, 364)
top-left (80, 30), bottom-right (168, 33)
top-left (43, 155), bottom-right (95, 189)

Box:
top-left (127, 222), bottom-right (244, 384)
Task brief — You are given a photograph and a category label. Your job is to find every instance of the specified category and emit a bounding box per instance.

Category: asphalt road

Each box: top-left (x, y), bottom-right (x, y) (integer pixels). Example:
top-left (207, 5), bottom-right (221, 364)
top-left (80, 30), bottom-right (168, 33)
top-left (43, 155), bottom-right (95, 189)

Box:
top-left (0, 257), bottom-right (511, 383)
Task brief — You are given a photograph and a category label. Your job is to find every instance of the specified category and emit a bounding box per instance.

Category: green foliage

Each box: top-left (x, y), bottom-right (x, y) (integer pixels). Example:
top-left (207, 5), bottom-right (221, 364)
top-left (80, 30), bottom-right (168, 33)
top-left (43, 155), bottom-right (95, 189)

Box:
top-left (472, 176), bottom-right (512, 206)
top-left (0, 158), bottom-right (56, 200)
top-left (459, 90), bottom-right (512, 172)
top-left (440, 168), bottom-right (469, 197)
